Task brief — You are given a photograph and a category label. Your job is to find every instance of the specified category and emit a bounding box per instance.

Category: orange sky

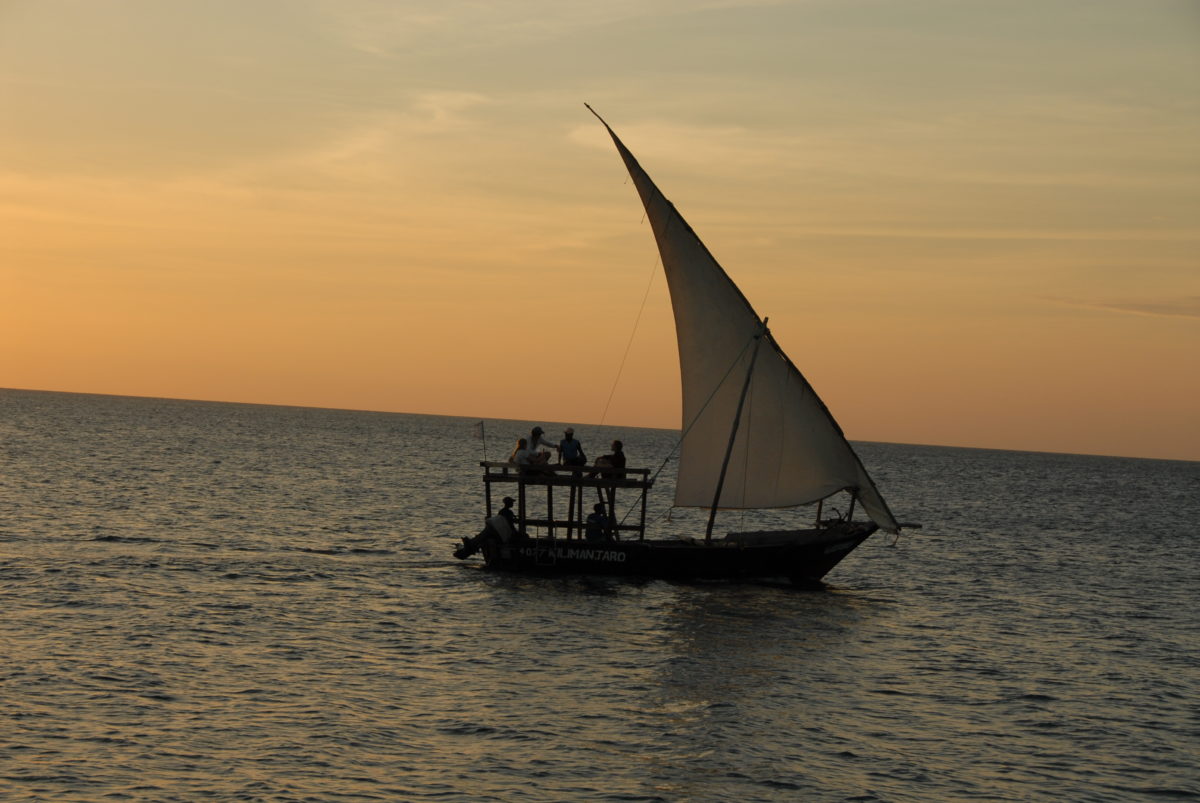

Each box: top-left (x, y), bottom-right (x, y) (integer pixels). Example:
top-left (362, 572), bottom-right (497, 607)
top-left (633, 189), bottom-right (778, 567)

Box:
top-left (2, 1), bottom-right (1198, 460)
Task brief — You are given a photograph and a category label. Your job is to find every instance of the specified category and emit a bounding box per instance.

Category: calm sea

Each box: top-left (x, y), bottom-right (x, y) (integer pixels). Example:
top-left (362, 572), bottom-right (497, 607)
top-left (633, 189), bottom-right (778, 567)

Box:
top-left (1, 388), bottom-right (1196, 802)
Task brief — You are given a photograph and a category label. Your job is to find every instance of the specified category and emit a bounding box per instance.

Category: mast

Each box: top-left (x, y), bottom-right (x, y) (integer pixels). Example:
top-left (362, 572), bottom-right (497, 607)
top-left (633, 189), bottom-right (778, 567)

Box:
top-left (705, 319), bottom-right (768, 543)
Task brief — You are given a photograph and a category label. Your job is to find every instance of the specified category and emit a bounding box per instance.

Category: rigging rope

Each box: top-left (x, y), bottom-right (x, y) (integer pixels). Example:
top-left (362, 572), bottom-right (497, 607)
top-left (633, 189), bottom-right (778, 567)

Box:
top-left (599, 254), bottom-right (659, 425)
top-left (600, 183), bottom-right (759, 532)
top-left (616, 331), bottom-right (759, 529)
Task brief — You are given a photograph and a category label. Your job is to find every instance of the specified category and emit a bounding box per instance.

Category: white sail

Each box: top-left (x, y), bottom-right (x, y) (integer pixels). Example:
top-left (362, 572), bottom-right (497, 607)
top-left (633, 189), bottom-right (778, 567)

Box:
top-left (593, 111), bottom-right (899, 533)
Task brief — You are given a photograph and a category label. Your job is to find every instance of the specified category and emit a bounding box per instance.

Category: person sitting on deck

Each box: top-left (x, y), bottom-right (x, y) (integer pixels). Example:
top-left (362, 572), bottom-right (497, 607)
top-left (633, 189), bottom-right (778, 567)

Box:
top-left (510, 436), bottom-right (552, 476)
top-left (591, 440), bottom-right (626, 477)
top-left (557, 427), bottom-right (587, 467)
top-left (509, 437), bottom-right (532, 466)
top-left (455, 496), bottom-right (520, 559)
top-left (585, 503), bottom-right (610, 542)
top-left (527, 426), bottom-right (554, 464)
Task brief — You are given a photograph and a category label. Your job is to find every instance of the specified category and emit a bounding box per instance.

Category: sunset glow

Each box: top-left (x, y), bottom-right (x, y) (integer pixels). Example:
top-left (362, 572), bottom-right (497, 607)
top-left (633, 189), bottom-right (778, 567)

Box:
top-left (2, 1), bottom-right (1197, 460)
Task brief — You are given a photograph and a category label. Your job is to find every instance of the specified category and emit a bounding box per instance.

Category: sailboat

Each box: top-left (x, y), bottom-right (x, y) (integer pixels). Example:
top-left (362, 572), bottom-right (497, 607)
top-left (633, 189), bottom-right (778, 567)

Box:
top-left (455, 107), bottom-right (909, 584)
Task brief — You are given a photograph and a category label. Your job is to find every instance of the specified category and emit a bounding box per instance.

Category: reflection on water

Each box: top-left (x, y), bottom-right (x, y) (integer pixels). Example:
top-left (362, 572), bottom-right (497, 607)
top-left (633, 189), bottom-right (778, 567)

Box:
top-left (1, 389), bottom-right (1197, 801)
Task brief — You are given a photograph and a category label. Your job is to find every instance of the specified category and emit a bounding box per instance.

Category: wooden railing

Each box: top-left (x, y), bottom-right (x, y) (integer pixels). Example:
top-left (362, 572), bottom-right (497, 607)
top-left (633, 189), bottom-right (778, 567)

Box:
top-left (480, 461), bottom-right (654, 541)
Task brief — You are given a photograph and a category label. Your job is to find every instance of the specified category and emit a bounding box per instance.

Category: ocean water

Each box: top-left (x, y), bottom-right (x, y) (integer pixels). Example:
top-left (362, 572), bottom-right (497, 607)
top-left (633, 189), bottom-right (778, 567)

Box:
top-left (1, 388), bottom-right (1196, 802)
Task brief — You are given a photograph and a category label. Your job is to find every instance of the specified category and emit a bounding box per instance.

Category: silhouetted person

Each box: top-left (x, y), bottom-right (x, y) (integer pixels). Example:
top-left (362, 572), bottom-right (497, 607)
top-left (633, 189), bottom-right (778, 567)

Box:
top-left (528, 426), bottom-right (554, 464)
top-left (509, 438), bottom-right (532, 466)
top-left (456, 496), bottom-right (519, 559)
top-left (558, 427), bottom-right (587, 466)
top-left (593, 440), bottom-right (626, 477)
top-left (585, 502), bottom-right (610, 542)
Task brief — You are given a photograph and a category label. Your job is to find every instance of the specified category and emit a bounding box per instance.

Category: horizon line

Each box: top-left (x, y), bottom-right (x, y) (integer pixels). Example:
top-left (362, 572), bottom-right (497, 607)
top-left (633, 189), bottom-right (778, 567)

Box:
top-left (3, 385), bottom-right (1195, 465)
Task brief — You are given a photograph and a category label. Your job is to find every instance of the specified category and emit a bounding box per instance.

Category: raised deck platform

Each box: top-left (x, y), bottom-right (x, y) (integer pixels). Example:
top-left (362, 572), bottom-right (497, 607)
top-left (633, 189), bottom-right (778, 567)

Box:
top-left (481, 461), bottom-right (654, 541)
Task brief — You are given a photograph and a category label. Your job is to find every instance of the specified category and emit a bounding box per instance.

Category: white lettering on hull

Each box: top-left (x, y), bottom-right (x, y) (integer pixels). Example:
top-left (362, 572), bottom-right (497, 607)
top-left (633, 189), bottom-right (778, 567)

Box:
top-left (519, 546), bottom-right (629, 563)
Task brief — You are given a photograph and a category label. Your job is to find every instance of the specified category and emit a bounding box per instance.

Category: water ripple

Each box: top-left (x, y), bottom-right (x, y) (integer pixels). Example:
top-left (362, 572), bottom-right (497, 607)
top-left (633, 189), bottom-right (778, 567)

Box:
top-left (0, 390), bottom-right (1196, 801)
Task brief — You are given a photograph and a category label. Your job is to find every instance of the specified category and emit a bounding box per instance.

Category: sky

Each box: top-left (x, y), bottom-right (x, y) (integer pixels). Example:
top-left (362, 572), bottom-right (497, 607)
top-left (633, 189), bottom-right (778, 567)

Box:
top-left (2, 0), bottom-right (1198, 461)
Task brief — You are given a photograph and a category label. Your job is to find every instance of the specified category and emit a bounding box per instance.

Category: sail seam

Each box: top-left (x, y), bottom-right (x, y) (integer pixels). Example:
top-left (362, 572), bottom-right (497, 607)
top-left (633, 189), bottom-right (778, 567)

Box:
top-left (621, 332), bottom-right (759, 525)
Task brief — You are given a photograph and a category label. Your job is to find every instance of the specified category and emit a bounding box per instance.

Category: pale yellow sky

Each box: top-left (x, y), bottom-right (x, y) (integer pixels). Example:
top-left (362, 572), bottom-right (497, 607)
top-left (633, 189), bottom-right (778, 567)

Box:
top-left (2, 0), bottom-right (1198, 460)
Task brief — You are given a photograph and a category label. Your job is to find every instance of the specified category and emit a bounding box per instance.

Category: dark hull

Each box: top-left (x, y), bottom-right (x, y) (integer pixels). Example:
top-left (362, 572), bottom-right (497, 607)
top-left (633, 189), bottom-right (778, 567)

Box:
top-left (473, 522), bottom-right (877, 585)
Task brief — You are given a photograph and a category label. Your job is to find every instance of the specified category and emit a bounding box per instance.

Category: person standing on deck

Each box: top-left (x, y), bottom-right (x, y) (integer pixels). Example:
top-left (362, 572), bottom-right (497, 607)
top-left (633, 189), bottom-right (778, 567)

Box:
top-left (558, 428), bottom-right (587, 466)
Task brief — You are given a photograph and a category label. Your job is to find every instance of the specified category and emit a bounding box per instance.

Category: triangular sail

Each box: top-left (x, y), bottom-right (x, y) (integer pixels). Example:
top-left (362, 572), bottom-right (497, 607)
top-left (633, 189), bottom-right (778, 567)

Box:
top-left (591, 108), bottom-right (899, 533)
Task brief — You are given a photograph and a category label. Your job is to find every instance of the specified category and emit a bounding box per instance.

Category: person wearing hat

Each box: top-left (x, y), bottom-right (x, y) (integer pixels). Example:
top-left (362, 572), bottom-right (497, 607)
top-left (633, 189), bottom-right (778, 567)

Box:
top-left (527, 426), bottom-right (555, 465)
top-left (495, 496), bottom-right (517, 532)
top-left (557, 427), bottom-right (587, 466)
top-left (455, 496), bottom-right (519, 559)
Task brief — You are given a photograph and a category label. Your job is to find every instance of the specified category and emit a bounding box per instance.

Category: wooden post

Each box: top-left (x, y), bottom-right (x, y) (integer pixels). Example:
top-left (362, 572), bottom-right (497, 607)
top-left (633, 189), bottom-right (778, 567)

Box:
top-left (640, 487), bottom-right (648, 541)
top-left (484, 467), bottom-right (493, 518)
top-left (518, 475), bottom-right (527, 534)
top-left (607, 486), bottom-right (618, 541)
top-left (567, 482), bottom-right (577, 540)
top-left (579, 475), bottom-right (587, 538)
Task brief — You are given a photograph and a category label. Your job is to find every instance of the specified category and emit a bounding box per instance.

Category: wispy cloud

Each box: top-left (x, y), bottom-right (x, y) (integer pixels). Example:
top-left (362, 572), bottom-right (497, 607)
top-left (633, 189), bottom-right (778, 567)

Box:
top-left (313, 0), bottom-right (788, 55)
top-left (1047, 296), bottom-right (1200, 320)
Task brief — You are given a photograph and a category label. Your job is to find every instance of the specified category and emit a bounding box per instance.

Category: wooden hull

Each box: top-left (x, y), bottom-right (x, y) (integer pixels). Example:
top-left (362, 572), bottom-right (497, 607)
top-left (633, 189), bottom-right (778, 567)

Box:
top-left (471, 522), bottom-right (877, 585)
